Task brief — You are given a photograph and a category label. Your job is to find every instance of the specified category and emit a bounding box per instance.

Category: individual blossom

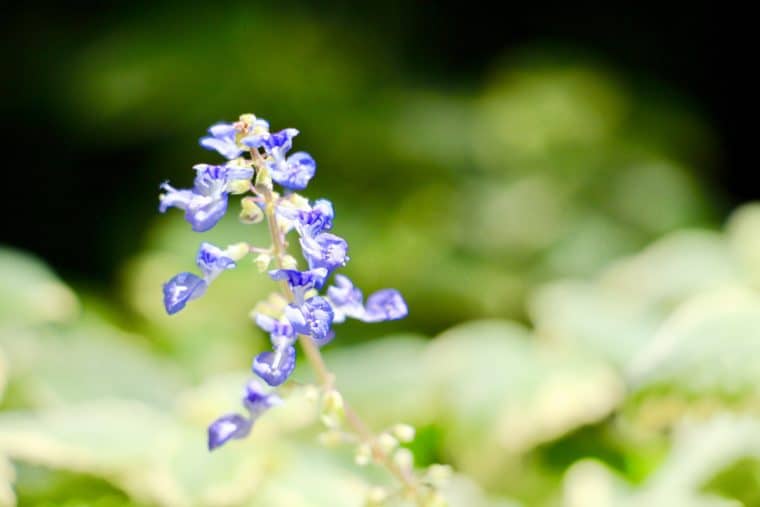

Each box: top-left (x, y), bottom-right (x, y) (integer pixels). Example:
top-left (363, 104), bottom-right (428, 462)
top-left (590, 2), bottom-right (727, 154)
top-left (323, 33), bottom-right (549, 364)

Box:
top-left (159, 163), bottom-right (253, 232)
top-left (277, 198), bottom-right (334, 238)
top-left (163, 242), bottom-right (237, 315)
top-left (269, 268), bottom-right (334, 342)
top-left (249, 128), bottom-right (316, 190)
top-left (327, 275), bottom-right (408, 323)
top-left (300, 232), bottom-right (349, 275)
top-left (252, 314), bottom-right (297, 386)
top-left (208, 380), bottom-right (281, 450)
top-left (278, 198), bottom-right (347, 276)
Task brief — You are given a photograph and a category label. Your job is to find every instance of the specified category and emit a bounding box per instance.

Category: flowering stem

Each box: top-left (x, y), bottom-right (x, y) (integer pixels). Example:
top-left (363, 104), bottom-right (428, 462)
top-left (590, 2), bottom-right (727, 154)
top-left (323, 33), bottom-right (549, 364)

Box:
top-left (261, 189), bottom-right (424, 503)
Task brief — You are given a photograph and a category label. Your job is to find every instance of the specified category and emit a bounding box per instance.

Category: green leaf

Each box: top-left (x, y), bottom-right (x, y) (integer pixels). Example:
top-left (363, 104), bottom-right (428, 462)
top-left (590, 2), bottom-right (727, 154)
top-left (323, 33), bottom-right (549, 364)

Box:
top-left (562, 415), bottom-right (760, 507)
top-left (0, 247), bottom-right (79, 327)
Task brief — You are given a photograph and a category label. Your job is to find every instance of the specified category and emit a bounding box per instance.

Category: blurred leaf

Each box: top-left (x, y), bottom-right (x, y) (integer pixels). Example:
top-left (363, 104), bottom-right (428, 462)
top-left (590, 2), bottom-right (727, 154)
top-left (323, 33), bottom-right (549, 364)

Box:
top-left (0, 456), bottom-right (14, 507)
top-left (423, 321), bottom-right (624, 488)
top-left (0, 247), bottom-right (79, 327)
top-left (562, 415), bottom-right (760, 507)
top-left (628, 287), bottom-right (760, 398)
top-left (600, 231), bottom-right (741, 309)
top-left (0, 321), bottom-right (187, 409)
top-left (727, 203), bottom-right (760, 288)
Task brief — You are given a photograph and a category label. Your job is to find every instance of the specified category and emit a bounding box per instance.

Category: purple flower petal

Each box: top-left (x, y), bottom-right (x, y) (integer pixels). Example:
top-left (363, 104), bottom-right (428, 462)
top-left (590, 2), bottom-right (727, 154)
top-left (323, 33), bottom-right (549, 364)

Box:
top-left (243, 379), bottom-right (282, 415)
top-left (163, 272), bottom-right (207, 315)
top-left (301, 233), bottom-right (348, 275)
top-left (184, 193), bottom-right (228, 232)
top-left (270, 151), bottom-right (316, 190)
top-left (326, 275), bottom-right (365, 323)
top-left (363, 289), bottom-right (408, 322)
top-left (200, 122), bottom-right (244, 160)
top-left (252, 345), bottom-right (296, 386)
top-left (196, 242), bottom-right (235, 281)
top-left (286, 296), bottom-right (334, 341)
top-left (207, 413), bottom-right (252, 450)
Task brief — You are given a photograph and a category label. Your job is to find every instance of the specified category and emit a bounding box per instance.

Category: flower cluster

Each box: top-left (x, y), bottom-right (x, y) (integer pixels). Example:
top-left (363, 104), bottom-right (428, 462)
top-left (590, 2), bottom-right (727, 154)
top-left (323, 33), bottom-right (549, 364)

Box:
top-left (158, 114), bottom-right (408, 451)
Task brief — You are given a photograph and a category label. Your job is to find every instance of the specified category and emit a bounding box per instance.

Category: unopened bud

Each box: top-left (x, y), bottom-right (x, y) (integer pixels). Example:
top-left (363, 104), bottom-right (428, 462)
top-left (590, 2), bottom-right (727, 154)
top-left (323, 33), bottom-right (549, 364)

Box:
top-left (303, 385), bottom-right (320, 403)
top-left (240, 197), bottom-right (264, 224)
top-left (281, 254), bottom-right (298, 269)
top-left (376, 432), bottom-right (399, 454)
top-left (228, 179), bottom-right (250, 195)
top-left (239, 113), bottom-right (256, 125)
top-left (320, 390), bottom-right (344, 429)
top-left (424, 464), bottom-right (453, 487)
top-left (224, 242), bottom-right (249, 261)
top-left (254, 253), bottom-right (272, 272)
top-left (323, 390), bottom-right (344, 413)
top-left (355, 443), bottom-right (371, 466)
top-left (392, 447), bottom-right (414, 471)
top-left (391, 423), bottom-right (416, 443)
top-left (365, 486), bottom-right (388, 506)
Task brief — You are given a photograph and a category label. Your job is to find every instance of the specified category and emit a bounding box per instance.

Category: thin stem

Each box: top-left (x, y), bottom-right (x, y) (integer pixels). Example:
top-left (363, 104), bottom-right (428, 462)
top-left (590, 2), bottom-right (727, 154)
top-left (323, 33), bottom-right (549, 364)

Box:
top-left (259, 185), bottom-right (424, 502)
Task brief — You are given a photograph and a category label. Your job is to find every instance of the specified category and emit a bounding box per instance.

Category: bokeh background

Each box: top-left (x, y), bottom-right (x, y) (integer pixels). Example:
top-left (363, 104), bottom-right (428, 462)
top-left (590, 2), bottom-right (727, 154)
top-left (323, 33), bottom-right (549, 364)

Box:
top-left (2, 2), bottom-right (759, 506)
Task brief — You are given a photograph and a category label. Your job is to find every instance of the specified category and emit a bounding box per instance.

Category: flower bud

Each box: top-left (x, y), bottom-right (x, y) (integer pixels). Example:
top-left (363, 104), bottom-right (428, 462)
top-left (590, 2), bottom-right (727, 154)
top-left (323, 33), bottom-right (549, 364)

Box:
top-left (240, 197), bottom-right (264, 224)
top-left (365, 486), bottom-right (388, 506)
top-left (239, 113), bottom-right (256, 125)
top-left (281, 254), bottom-right (298, 269)
top-left (223, 242), bottom-right (250, 261)
top-left (254, 253), bottom-right (272, 272)
top-left (303, 385), bottom-right (320, 403)
top-left (323, 389), bottom-right (344, 413)
top-left (227, 179), bottom-right (250, 195)
top-left (320, 390), bottom-right (344, 429)
top-left (391, 423), bottom-right (416, 443)
top-left (392, 447), bottom-right (414, 472)
top-left (355, 443), bottom-right (371, 466)
top-left (376, 432), bottom-right (398, 455)
top-left (424, 464), bottom-right (453, 487)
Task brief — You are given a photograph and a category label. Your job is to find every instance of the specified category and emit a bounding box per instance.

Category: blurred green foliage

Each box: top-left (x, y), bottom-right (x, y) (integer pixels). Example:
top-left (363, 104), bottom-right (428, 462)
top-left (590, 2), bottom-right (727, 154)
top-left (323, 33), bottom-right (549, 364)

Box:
top-left (3, 202), bottom-right (760, 506)
top-left (2, 4), bottom-right (757, 506)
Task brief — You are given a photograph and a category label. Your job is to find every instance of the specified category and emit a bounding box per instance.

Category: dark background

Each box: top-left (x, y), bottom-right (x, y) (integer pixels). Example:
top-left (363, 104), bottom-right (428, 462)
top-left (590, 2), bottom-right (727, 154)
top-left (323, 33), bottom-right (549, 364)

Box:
top-left (0, 1), bottom-right (747, 286)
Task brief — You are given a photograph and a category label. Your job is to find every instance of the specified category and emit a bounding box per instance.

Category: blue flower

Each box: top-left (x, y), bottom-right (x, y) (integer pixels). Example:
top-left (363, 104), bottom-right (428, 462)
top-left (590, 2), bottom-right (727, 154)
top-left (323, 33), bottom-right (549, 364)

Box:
top-left (243, 378), bottom-right (282, 415)
top-left (284, 296), bottom-right (334, 341)
top-left (363, 289), bottom-right (408, 322)
top-left (278, 198), bottom-right (335, 238)
top-left (196, 242), bottom-right (236, 281)
top-left (159, 164), bottom-right (253, 232)
top-left (259, 128), bottom-right (299, 155)
top-left (269, 151), bottom-right (316, 190)
top-left (163, 272), bottom-right (207, 315)
top-left (208, 380), bottom-right (280, 450)
top-left (200, 123), bottom-right (245, 160)
top-left (163, 242), bottom-right (236, 315)
top-left (252, 314), bottom-right (297, 386)
top-left (207, 414), bottom-right (251, 451)
top-left (269, 268), bottom-right (334, 341)
top-left (239, 118), bottom-right (271, 149)
top-left (269, 268), bottom-right (327, 303)
top-left (300, 232), bottom-right (349, 274)
top-left (249, 127), bottom-right (315, 190)
top-left (326, 275), bottom-right (408, 323)
top-left (252, 345), bottom-right (296, 387)
top-left (326, 274), bottom-right (365, 323)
